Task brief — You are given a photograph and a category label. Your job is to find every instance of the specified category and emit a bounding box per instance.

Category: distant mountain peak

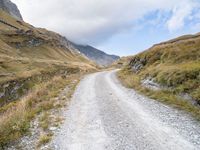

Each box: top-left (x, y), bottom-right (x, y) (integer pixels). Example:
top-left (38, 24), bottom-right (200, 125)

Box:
top-left (0, 0), bottom-right (23, 20)
top-left (72, 43), bottom-right (120, 66)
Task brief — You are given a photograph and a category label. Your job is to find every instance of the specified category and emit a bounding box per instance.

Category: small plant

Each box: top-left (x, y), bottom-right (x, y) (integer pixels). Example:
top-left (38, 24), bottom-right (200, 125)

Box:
top-left (37, 133), bottom-right (52, 147)
top-left (39, 112), bottom-right (50, 130)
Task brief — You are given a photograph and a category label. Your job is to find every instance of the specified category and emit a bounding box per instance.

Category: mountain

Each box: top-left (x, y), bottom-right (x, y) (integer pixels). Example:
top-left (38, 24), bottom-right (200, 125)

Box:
top-left (0, 1), bottom-right (119, 67)
top-left (0, 2), bottom-right (101, 147)
top-left (0, 0), bottom-right (23, 20)
top-left (72, 44), bottom-right (120, 66)
top-left (118, 33), bottom-right (200, 116)
top-left (0, 8), bottom-right (98, 105)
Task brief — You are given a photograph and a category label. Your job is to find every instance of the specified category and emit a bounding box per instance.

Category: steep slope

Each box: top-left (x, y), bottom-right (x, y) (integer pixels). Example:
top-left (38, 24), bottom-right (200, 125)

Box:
top-left (118, 33), bottom-right (200, 118)
top-left (72, 44), bottom-right (120, 66)
top-left (0, 1), bottom-right (118, 67)
top-left (0, 9), bottom-right (97, 106)
top-left (0, 0), bottom-right (22, 20)
top-left (0, 4), bottom-right (99, 147)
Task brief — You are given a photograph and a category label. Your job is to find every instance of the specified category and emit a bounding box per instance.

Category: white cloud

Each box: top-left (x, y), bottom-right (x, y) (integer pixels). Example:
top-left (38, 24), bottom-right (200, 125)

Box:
top-left (12, 0), bottom-right (200, 44)
top-left (166, 1), bottom-right (196, 32)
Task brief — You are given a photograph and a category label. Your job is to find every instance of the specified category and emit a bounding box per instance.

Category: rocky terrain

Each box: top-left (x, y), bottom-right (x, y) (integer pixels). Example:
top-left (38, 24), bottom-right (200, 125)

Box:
top-left (0, 0), bottom-right (119, 68)
top-left (0, 0), bottom-right (22, 20)
top-left (0, 9), bottom-right (97, 106)
top-left (0, 1), bottom-right (99, 147)
top-left (72, 44), bottom-right (120, 66)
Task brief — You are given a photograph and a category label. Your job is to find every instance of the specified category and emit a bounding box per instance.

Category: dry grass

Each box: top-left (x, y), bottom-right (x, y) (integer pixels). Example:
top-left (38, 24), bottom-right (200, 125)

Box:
top-left (0, 10), bottom-right (97, 84)
top-left (0, 10), bottom-right (96, 148)
top-left (117, 69), bottom-right (200, 120)
top-left (0, 100), bottom-right (30, 147)
top-left (121, 33), bottom-right (200, 105)
top-left (39, 112), bottom-right (50, 130)
top-left (0, 74), bottom-right (81, 147)
top-left (37, 133), bottom-right (53, 147)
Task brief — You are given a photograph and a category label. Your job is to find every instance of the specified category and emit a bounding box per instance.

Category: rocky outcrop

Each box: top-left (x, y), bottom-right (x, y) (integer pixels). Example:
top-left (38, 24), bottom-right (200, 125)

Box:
top-left (141, 77), bottom-right (199, 106)
top-left (0, 19), bottom-right (19, 29)
top-left (0, 0), bottom-right (23, 20)
top-left (141, 77), bottom-right (161, 91)
top-left (72, 44), bottom-right (120, 66)
top-left (0, 68), bottom-right (80, 107)
top-left (129, 56), bottom-right (147, 73)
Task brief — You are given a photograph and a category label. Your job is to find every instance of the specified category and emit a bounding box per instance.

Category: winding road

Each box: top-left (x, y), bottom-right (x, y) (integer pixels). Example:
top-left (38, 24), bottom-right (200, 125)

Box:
top-left (52, 70), bottom-right (200, 150)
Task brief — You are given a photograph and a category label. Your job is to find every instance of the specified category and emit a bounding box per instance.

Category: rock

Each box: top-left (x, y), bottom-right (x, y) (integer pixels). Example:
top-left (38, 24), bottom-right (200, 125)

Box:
top-left (71, 43), bottom-right (120, 66)
top-left (141, 77), bottom-right (161, 91)
top-left (129, 57), bottom-right (147, 73)
top-left (49, 127), bottom-right (57, 131)
top-left (27, 38), bottom-right (43, 47)
top-left (179, 93), bottom-right (198, 106)
top-left (0, 0), bottom-right (23, 20)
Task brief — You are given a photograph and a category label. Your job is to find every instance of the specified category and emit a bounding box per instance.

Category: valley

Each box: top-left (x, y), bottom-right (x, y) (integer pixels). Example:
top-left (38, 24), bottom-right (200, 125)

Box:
top-left (0, 0), bottom-right (200, 150)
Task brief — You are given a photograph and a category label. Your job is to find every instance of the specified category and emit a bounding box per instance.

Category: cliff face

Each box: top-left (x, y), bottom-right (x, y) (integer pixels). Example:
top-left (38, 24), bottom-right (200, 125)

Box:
top-left (0, 0), bottom-right (23, 20)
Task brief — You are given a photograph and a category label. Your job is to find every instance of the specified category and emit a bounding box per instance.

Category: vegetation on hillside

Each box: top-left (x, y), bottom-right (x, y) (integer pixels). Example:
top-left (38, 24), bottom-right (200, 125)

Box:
top-left (0, 10), bottom-right (97, 148)
top-left (0, 10), bottom-right (97, 105)
top-left (118, 33), bottom-right (200, 119)
top-left (0, 74), bottom-right (82, 148)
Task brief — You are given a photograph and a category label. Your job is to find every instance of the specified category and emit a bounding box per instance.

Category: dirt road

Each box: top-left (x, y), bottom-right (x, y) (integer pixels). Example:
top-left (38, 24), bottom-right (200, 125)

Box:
top-left (52, 70), bottom-right (200, 150)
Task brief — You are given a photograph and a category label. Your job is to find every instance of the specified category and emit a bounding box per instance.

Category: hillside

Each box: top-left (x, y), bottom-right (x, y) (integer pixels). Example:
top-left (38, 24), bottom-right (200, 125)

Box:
top-left (0, 4), bottom-right (100, 147)
top-left (118, 33), bottom-right (200, 118)
top-left (0, 0), bottom-right (22, 20)
top-left (72, 44), bottom-right (120, 66)
top-left (0, 9), bottom-right (98, 105)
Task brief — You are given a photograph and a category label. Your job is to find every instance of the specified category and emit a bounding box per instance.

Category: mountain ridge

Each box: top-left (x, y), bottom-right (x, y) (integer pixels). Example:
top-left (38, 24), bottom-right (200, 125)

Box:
top-left (0, 0), bottom-right (23, 20)
top-left (72, 43), bottom-right (120, 66)
top-left (0, 0), bottom-right (119, 67)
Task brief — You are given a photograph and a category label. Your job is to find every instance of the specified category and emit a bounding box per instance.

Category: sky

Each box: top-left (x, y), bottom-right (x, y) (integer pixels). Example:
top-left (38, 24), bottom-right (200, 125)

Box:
top-left (12, 0), bottom-right (200, 56)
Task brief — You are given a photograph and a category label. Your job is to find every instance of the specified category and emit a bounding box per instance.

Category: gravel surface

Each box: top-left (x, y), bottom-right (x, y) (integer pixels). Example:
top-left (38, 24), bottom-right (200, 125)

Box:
top-left (51, 70), bottom-right (200, 150)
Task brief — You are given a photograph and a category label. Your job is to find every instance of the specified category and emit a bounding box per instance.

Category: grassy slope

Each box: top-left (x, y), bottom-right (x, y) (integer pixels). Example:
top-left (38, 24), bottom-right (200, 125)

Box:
top-left (0, 74), bottom-right (82, 147)
top-left (0, 10), bottom-right (97, 147)
top-left (0, 10), bottom-right (96, 83)
top-left (118, 33), bottom-right (200, 119)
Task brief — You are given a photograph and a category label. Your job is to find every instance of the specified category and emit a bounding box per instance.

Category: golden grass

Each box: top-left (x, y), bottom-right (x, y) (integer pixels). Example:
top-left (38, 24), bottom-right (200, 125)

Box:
top-left (39, 112), bottom-right (50, 130)
top-left (0, 10), bottom-right (97, 148)
top-left (122, 34), bottom-right (200, 104)
top-left (0, 74), bottom-right (81, 147)
top-left (37, 133), bottom-right (53, 147)
top-left (0, 10), bottom-right (97, 84)
top-left (117, 69), bottom-right (200, 120)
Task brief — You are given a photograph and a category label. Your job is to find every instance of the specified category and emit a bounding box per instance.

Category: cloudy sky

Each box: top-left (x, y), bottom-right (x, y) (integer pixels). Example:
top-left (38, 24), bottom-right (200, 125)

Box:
top-left (12, 0), bottom-right (200, 56)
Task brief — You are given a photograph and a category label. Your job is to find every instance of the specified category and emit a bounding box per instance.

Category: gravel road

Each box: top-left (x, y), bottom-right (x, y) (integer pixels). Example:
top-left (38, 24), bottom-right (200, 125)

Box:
top-left (51, 70), bottom-right (200, 150)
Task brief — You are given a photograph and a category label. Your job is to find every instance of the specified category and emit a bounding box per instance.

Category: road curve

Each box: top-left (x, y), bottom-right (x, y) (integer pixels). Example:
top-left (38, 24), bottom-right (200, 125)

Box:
top-left (52, 70), bottom-right (200, 150)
